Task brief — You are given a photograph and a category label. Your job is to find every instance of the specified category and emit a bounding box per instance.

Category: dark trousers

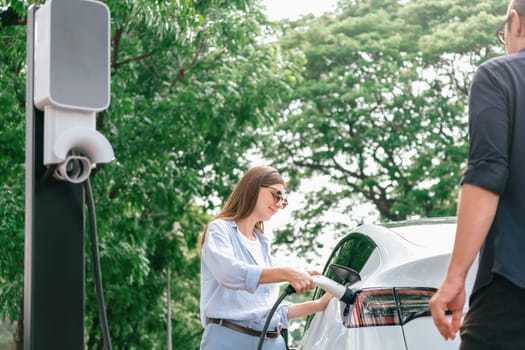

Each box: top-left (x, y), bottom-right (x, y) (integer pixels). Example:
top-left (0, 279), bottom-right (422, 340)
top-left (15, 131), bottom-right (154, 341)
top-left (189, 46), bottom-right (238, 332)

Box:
top-left (460, 274), bottom-right (525, 350)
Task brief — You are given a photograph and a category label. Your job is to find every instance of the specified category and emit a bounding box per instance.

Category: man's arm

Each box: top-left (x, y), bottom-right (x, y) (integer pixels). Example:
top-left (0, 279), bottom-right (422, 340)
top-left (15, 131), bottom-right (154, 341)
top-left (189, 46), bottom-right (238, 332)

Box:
top-left (430, 183), bottom-right (499, 340)
top-left (449, 183), bottom-right (499, 281)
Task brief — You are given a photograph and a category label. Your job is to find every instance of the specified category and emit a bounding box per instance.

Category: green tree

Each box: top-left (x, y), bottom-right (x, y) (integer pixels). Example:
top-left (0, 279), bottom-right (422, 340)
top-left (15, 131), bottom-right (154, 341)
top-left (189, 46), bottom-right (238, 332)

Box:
top-left (0, 1), bottom-right (29, 345)
top-left (0, 0), bottom-right (302, 348)
top-left (260, 0), bottom-right (508, 256)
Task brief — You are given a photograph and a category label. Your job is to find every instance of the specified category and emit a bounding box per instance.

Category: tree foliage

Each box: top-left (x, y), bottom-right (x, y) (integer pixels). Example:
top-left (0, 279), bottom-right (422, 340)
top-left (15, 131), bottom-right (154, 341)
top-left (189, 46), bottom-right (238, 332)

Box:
top-left (260, 0), bottom-right (508, 256)
top-left (0, 0), bottom-right (302, 348)
top-left (0, 0), bottom-right (512, 347)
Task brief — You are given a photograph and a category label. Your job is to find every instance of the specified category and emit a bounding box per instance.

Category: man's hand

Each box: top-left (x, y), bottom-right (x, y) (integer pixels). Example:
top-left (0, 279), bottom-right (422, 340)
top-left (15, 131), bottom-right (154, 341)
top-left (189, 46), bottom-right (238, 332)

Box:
top-left (429, 276), bottom-right (466, 340)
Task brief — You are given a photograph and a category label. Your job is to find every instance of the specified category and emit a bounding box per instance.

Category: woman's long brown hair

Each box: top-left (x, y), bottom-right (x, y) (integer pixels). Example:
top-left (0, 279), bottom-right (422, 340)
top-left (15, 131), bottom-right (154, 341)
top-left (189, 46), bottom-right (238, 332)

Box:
top-left (200, 165), bottom-right (286, 248)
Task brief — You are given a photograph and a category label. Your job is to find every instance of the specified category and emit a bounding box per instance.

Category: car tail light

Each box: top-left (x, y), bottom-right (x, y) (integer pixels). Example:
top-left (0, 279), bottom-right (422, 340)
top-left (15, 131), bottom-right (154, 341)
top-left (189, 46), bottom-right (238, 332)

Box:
top-left (344, 288), bottom-right (436, 328)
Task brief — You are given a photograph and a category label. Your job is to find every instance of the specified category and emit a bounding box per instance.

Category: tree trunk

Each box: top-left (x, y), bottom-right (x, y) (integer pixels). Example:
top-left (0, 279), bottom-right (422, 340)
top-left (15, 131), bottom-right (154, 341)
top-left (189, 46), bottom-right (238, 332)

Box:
top-left (13, 297), bottom-right (23, 350)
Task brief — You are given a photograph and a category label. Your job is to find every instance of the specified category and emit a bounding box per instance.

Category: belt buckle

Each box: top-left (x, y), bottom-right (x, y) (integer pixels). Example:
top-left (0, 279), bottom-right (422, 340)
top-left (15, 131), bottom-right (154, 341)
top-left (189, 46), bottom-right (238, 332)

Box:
top-left (266, 324), bottom-right (282, 338)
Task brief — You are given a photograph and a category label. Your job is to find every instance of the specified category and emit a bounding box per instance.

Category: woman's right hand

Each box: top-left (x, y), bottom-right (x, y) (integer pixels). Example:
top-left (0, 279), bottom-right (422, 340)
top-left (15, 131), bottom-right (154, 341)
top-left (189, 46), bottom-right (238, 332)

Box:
top-left (286, 267), bottom-right (316, 294)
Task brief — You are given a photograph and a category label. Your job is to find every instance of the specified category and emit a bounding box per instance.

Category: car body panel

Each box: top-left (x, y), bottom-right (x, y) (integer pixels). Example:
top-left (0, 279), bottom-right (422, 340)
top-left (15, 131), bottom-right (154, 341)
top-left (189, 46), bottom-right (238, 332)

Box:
top-left (300, 299), bottom-right (407, 350)
top-left (403, 317), bottom-right (460, 349)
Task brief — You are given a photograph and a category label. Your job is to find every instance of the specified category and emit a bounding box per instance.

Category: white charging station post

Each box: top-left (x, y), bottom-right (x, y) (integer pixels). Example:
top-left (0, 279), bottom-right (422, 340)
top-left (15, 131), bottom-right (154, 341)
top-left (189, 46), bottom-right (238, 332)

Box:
top-left (25, 0), bottom-right (111, 348)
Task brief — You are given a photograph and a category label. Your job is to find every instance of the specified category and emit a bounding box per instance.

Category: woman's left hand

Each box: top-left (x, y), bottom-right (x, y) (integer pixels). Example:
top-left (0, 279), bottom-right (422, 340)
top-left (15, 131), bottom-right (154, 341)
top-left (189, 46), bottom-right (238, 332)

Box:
top-left (317, 292), bottom-right (334, 312)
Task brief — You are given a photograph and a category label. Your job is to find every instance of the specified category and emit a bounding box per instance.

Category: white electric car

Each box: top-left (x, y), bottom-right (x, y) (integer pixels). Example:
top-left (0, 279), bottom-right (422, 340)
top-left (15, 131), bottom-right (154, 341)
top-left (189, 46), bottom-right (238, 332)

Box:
top-left (299, 217), bottom-right (477, 350)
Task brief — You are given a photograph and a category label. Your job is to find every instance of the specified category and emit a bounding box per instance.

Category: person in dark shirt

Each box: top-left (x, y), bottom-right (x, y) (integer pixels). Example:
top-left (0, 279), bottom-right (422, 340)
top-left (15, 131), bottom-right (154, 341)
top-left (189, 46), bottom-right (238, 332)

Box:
top-left (430, 1), bottom-right (525, 349)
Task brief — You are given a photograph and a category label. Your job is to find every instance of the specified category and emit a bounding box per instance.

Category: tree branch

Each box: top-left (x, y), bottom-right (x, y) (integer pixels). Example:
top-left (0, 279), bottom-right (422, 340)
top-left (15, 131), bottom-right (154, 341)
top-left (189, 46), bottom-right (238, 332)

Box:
top-left (169, 32), bottom-right (209, 90)
top-left (113, 51), bottom-right (157, 69)
top-left (111, 28), bottom-right (123, 70)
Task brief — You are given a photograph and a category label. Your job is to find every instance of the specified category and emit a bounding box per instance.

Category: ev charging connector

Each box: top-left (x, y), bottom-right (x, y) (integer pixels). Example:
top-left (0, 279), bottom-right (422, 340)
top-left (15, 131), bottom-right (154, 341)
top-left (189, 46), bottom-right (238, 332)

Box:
top-left (34, 0), bottom-right (113, 183)
top-left (312, 275), bottom-right (357, 305)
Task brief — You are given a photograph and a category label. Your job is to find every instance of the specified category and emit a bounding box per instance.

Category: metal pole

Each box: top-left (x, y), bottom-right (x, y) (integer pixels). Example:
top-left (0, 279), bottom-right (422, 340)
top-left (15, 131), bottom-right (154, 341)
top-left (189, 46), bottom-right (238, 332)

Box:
top-left (25, 5), bottom-right (85, 350)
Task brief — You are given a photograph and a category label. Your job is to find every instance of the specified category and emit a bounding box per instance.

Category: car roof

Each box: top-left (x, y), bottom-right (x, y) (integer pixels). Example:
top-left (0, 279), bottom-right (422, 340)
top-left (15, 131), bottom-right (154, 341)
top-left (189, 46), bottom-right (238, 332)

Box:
top-left (380, 217), bottom-right (456, 250)
top-left (339, 217), bottom-right (458, 288)
top-left (345, 217), bottom-right (457, 261)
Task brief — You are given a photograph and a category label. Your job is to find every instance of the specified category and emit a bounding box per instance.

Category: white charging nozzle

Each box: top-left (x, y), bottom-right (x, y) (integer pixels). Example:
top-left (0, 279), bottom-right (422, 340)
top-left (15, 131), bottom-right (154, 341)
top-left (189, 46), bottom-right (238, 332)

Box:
top-left (313, 275), bottom-right (356, 305)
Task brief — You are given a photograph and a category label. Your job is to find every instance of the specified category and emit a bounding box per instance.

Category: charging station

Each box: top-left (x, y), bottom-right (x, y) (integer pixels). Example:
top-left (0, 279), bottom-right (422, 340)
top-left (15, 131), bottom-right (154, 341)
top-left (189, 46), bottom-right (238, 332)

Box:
top-left (25, 0), bottom-right (112, 348)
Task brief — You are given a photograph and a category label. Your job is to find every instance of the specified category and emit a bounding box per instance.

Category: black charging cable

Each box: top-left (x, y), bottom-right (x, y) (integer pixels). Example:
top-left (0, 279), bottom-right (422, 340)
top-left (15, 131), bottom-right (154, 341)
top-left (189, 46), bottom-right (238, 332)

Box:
top-left (256, 284), bottom-right (296, 350)
top-left (84, 178), bottom-right (113, 350)
top-left (36, 164), bottom-right (58, 190)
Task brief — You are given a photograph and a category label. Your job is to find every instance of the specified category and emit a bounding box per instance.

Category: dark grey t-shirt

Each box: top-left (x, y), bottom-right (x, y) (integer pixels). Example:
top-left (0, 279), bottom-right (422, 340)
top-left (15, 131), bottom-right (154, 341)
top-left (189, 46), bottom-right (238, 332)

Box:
top-left (462, 49), bottom-right (525, 295)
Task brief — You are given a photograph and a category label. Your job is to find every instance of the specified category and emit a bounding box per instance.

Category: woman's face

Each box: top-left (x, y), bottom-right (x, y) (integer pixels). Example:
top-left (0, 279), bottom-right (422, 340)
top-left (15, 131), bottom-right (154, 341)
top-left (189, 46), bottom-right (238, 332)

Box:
top-left (253, 183), bottom-right (287, 221)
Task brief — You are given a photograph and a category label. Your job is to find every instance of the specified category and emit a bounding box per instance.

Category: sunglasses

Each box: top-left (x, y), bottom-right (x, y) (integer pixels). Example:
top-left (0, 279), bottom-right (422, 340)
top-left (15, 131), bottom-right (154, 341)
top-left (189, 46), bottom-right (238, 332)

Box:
top-left (261, 185), bottom-right (288, 209)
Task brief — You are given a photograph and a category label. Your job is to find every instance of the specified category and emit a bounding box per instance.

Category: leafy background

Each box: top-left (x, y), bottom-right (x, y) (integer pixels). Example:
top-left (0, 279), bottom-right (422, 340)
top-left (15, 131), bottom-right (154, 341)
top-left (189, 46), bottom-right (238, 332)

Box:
top-left (0, 0), bottom-right (507, 348)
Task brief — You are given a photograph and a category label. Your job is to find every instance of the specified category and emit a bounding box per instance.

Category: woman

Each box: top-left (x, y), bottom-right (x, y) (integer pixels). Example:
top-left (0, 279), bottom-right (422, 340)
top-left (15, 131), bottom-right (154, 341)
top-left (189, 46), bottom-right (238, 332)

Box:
top-left (200, 165), bottom-right (332, 349)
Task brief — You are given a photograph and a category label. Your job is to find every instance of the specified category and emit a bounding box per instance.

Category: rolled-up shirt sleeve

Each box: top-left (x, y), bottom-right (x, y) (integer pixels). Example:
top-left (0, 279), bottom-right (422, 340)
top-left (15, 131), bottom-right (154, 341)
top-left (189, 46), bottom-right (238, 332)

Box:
top-left (202, 221), bottom-right (263, 293)
top-left (461, 65), bottom-right (510, 195)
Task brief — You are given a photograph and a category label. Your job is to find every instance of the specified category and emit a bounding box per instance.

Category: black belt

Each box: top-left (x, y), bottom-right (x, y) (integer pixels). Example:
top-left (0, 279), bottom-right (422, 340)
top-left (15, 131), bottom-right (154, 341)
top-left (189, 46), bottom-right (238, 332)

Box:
top-left (207, 318), bottom-right (280, 339)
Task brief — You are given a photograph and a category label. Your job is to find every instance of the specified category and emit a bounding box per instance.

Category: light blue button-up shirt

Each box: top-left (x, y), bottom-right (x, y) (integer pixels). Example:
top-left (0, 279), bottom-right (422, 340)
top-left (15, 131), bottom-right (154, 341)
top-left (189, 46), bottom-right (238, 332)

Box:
top-left (200, 219), bottom-right (289, 331)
